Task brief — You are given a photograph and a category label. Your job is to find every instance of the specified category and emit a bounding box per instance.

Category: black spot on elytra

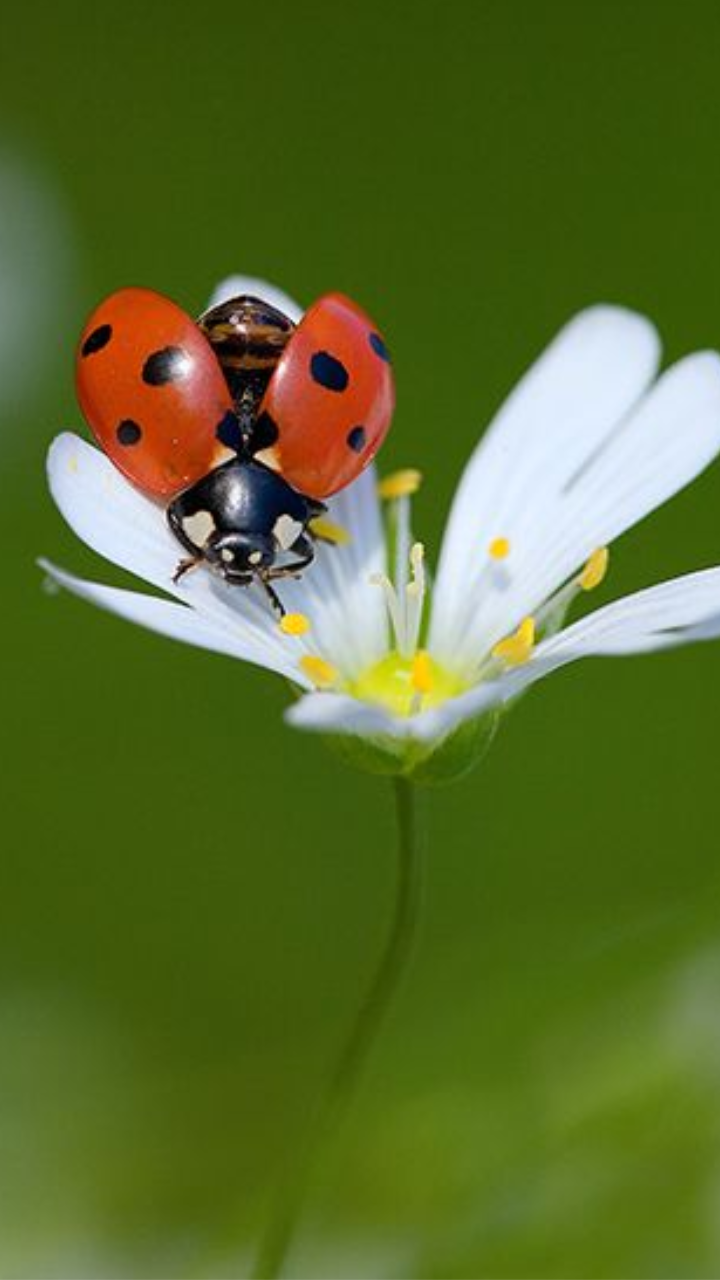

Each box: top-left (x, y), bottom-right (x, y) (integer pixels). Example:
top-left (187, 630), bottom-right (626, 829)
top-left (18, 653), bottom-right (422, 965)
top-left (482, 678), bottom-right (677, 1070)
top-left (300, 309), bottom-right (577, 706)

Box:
top-left (81, 324), bottom-right (112, 357)
top-left (369, 331), bottom-right (391, 363)
top-left (215, 410), bottom-right (243, 451)
top-left (347, 425), bottom-right (366, 453)
top-left (310, 350), bottom-right (349, 392)
top-left (252, 410), bottom-right (280, 451)
top-left (142, 346), bottom-right (188, 386)
top-left (116, 419), bottom-right (142, 446)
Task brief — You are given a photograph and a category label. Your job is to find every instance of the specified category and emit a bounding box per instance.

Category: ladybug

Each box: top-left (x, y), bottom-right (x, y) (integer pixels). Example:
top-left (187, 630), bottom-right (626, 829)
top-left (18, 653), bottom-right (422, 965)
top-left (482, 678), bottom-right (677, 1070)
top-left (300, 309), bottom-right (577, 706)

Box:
top-left (76, 285), bottom-right (395, 614)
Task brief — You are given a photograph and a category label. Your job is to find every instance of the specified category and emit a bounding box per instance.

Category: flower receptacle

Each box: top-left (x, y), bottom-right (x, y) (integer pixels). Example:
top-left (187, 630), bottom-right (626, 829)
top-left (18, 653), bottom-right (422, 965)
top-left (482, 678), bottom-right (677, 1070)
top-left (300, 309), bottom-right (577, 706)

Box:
top-left (325, 708), bottom-right (500, 786)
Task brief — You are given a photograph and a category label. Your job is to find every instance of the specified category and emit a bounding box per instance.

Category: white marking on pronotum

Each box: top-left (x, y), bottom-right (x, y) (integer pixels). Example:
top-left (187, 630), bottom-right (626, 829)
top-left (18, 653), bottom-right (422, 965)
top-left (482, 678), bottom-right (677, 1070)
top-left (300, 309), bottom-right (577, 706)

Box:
top-left (220, 548), bottom-right (234, 563)
top-left (254, 445), bottom-right (280, 472)
top-left (182, 510), bottom-right (216, 545)
top-left (273, 514), bottom-right (303, 550)
top-left (248, 550), bottom-right (263, 565)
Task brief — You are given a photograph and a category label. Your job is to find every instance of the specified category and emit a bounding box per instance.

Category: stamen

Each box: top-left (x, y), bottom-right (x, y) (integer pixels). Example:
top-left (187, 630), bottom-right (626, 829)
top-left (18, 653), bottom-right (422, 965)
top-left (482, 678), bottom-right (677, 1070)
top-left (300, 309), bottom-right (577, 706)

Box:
top-left (394, 488), bottom-right (412, 588)
top-left (492, 616), bottom-right (536, 667)
top-left (411, 649), bottom-right (434, 695)
top-left (378, 468), bottom-right (423, 500)
top-left (404, 542), bottom-right (426, 656)
top-left (309, 516), bottom-right (351, 546)
top-left (280, 612), bottom-right (310, 636)
top-left (488, 536), bottom-right (511, 560)
top-left (369, 571), bottom-right (406, 652)
top-left (579, 546), bottom-right (609, 591)
top-left (299, 655), bottom-right (337, 688)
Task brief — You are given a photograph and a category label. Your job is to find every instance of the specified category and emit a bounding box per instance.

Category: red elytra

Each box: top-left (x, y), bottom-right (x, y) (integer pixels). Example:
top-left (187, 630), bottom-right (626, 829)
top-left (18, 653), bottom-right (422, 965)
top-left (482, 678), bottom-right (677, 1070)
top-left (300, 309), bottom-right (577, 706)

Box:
top-left (76, 287), bottom-right (235, 497)
top-left (257, 292), bottom-right (395, 498)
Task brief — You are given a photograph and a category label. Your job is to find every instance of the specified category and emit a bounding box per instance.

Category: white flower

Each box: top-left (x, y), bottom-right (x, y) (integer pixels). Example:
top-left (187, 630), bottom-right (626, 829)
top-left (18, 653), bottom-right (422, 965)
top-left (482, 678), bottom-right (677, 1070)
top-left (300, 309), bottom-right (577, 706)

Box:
top-left (0, 150), bottom-right (75, 418)
top-left (43, 277), bottom-right (720, 780)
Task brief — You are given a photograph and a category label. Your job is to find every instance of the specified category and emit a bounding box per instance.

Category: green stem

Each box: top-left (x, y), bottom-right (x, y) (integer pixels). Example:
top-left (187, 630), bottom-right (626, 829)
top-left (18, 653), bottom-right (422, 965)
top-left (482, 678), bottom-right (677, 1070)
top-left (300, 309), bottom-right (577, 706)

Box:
top-left (252, 776), bottom-right (424, 1279)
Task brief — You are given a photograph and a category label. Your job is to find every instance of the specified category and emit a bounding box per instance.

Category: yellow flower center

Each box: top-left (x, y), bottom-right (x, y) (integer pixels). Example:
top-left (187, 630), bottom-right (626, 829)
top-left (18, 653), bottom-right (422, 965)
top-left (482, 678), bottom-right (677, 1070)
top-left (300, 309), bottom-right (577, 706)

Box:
top-left (350, 650), bottom-right (467, 717)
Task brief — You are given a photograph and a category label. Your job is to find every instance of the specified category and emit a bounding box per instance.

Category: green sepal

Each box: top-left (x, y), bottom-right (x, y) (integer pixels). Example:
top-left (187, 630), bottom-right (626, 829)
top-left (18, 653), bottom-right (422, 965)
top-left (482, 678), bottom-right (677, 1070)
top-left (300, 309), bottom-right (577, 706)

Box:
top-left (325, 708), bottom-right (500, 786)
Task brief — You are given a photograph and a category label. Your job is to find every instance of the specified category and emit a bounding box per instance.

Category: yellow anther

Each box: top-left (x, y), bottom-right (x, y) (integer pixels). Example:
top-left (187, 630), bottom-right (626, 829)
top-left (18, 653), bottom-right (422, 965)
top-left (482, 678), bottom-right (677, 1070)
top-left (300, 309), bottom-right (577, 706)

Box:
top-left (579, 546), bottom-right (609, 591)
top-left (68, 456), bottom-right (79, 474)
top-left (309, 516), bottom-right (351, 546)
top-left (299, 655), bottom-right (338, 689)
top-left (488, 536), bottom-right (511, 561)
top-left (279, 612), bottom-right (310, 637)
top-left (411, 650), bottom-right (434, 696)
top-left (492, 616), bottom-right (536, 667)
top-left (378, 468), bottom-right (423, 500)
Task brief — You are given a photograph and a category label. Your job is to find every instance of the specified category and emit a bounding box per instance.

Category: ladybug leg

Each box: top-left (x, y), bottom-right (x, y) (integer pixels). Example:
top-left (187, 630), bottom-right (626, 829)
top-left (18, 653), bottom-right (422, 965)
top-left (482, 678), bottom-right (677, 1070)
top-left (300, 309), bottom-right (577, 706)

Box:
top-left (256, 573), bottom-right (286, 619)
top-left (172, 555), bottom-right (203, 583)
top-left (256, 539), bottom-right (316, 617)
top-left (266, 535), bottom-right (315, 579)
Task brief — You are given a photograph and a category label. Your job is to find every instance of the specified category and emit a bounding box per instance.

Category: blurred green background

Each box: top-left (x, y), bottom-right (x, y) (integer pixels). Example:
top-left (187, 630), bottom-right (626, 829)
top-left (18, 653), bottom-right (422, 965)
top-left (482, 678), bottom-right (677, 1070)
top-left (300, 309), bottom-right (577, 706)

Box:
top-left (3, 1), bottom-right (720, 1275)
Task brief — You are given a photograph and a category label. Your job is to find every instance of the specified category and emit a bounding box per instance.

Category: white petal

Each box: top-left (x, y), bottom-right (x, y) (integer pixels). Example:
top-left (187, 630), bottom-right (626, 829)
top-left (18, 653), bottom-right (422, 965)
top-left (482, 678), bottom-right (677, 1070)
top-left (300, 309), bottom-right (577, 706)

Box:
top-left (46, 433), bottom-right (305, 677)
top-left (287, 672), bottom-right (509, 744)
top-left (205, 275), bottom-right (303, 323)
top-left (48, 432), bottom-right (182, 586)
top-left (538, 566), bottom-right (720, 657)
top-left (286, 691), bottom-right (402, 738)
top-left (275, 465), bottom-right (389, 675)
top-left (42, 560), bottom-right (311, 684)
top-left (423, 566), bottom-right (720, 741)
top-left (291, 567), bottom-right (720, 745)
top-left (434, 335), bottom-right (720, 672)
top-left (431, 306), bottom-right (661, 661)
top-left (472, 352), bottom-right (720, 668)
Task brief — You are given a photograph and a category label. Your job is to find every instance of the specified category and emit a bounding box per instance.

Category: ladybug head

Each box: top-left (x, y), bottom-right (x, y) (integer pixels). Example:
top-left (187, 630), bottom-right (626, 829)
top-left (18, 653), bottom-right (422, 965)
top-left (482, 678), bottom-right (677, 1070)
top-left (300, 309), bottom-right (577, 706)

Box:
top-left (203, 530), bottom-right (276, 583)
